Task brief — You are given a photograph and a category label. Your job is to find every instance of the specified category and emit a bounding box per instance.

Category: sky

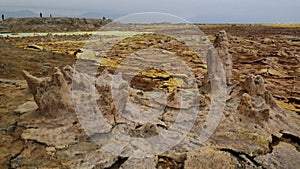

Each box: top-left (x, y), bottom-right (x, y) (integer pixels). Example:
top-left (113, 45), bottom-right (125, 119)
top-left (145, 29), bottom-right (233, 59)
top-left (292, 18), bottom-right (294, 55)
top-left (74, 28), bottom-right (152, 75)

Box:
top-left (1, 0), bottom-right (300, 23)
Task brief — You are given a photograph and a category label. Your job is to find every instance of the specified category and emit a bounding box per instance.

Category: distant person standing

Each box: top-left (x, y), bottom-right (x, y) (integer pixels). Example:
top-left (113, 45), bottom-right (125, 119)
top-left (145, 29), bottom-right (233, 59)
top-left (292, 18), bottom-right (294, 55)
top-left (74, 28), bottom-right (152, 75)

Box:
top-left (50, 14), bottom-right (52, 18)
top-left (40, 12), bottom-right (43, 18)
top-left (1, 14), bottom-right (4, 21)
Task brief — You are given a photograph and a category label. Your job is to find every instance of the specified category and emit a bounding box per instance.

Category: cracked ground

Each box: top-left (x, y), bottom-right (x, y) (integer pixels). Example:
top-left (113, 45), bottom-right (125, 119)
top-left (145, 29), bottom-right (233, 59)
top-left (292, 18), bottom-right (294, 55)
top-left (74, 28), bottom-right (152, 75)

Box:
top-left (0, 19), bottom-right (300, 169)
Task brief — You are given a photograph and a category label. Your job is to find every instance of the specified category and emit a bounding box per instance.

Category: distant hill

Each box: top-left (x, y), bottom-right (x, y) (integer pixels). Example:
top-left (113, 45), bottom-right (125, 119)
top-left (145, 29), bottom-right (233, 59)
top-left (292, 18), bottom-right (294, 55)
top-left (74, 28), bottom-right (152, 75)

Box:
top-left (0, 10), bottom-right (38, 18)
top-left (0, 17), bottom-right (112, 33)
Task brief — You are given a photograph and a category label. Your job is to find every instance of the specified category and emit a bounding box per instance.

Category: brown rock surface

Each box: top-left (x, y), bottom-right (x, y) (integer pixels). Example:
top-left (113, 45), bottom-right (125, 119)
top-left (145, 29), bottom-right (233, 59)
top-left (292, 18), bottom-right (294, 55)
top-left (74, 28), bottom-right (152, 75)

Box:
top-left (255, 142), bottom-right (300, 169)
top-left (0, 23), bottom-right (300, 168)
top-left (120, 157), bottom-right (157, 169)
top-left (184, 147), bottom-right (235, 169)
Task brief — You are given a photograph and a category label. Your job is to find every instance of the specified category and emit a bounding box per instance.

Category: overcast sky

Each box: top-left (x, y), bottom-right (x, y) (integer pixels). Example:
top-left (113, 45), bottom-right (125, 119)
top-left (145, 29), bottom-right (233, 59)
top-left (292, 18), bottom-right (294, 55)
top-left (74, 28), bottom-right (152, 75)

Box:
top-left (1, 0), bottom-right (300, 23)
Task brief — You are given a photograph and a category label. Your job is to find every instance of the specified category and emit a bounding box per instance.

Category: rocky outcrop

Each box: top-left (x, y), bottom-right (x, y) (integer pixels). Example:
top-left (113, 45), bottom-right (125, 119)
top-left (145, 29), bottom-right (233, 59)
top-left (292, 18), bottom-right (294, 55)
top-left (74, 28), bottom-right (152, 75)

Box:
top-left (18, 65), bottom-right (296, 168)
top-left (213, 30), bottom-right (233, 85)
top-left (237, 74), bottom-right (280, 121)
top-left (238, 93), bottom-right (270, 121)
top-left (19, 66), bottom-right (120, 168)
top-left (20, 65), bottom-right (204, 160)
top-left (22, 66), bottom-right (74, 117)
top-left (241, 74), bottom-right (266, 96)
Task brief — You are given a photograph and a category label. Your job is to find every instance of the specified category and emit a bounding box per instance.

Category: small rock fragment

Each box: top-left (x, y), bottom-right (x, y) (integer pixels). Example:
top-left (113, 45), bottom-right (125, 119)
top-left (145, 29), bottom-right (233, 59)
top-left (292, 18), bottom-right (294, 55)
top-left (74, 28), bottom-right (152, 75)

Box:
top-left (46, 146), bottom-right (56, 155)
top-left (25, 44), bottom-right (44, 51)
top-left (14, 101), bottom-right (38, 114)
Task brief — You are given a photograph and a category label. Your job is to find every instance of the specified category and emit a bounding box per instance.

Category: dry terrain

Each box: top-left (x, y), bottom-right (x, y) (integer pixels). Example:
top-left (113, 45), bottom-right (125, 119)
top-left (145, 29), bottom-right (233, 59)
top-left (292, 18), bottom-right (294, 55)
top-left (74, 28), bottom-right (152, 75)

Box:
top-left (0, 18), bottom-right (300, 168)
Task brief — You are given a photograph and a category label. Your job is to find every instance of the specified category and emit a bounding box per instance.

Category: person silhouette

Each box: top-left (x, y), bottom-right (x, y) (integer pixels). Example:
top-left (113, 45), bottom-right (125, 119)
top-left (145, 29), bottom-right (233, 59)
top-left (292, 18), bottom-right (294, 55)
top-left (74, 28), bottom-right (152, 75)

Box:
top-left (40, 12), bottom-right (43, 18)
top-left (1, 14), bottom-right (4, 20)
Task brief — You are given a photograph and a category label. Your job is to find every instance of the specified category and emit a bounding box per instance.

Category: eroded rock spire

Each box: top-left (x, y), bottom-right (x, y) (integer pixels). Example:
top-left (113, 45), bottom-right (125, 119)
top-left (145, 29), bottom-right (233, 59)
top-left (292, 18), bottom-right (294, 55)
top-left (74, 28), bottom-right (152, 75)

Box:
top-left (213, 30), bottom-right (233, 85)
top-left (22, 66), bottom-right (74, 117)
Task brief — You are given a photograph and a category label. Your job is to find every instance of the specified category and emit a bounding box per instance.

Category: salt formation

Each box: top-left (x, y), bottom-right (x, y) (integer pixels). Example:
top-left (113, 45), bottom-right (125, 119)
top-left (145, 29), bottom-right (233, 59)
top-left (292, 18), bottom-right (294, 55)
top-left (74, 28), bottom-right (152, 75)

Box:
top-left (238, 74), bottom-right (280, 121)
top-left (22, 66), bottom-right (74, 117)
top-left (238, 93), bottom-right (270, 121)
top-left (16, 28), bottom-right (300, 168)
top-left (213, 30), bottom-right (233, 85)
